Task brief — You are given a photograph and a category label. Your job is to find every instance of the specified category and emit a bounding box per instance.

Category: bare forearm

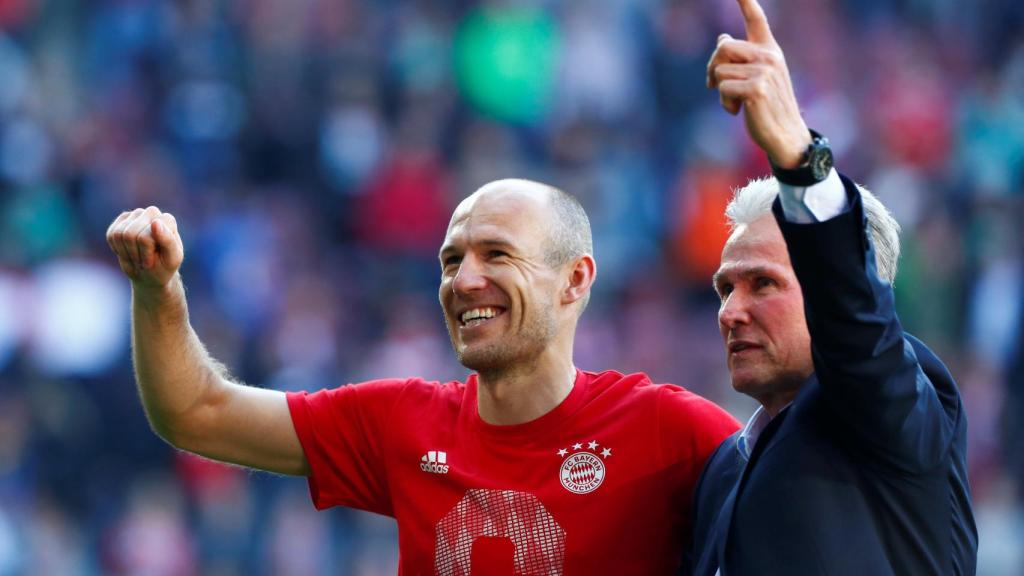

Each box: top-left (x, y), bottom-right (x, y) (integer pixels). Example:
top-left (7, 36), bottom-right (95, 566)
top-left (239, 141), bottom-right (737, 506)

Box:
top-left (131, 274), bottom-right (227, 446)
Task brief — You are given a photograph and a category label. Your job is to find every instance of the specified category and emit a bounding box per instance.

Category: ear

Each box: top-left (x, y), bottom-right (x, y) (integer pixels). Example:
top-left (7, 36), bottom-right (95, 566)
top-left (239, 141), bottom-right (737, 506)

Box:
top-left (561, 254), bottom-right (596, 306)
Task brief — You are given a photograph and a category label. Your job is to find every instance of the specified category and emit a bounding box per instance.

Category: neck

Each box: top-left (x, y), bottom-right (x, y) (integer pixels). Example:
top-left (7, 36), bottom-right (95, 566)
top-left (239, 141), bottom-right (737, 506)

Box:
top-left (760, 389), bottom-right (799, 418)
top-left (476, 354), bottom-right (577, 426)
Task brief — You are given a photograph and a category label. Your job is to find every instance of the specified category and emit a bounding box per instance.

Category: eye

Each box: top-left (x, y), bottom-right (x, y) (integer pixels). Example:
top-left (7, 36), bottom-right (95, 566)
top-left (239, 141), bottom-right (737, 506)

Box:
top-left (442, 255), bottom-right (462, 270)
top-left (487, 250), bottom-right (508, 259)
top-left (716, 283), bottom-right (733, 299)
top-left (755, 276), bottom-right (777, 290)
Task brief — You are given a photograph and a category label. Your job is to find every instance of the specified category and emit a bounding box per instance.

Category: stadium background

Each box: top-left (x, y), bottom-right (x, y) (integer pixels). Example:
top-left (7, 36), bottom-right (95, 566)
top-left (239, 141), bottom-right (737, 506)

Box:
top-left (0, 0), bottom-right (1022, 573)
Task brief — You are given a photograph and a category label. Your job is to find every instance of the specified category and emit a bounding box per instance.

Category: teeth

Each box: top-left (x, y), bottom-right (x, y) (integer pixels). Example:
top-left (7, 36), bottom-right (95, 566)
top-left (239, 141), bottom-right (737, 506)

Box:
top-left (461, 307), bottom-right (499, 324)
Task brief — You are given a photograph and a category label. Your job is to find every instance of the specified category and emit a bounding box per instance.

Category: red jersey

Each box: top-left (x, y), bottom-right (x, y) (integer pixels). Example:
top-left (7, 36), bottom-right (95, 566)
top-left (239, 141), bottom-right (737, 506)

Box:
top-left (286, 369), bottom-right (739, 575)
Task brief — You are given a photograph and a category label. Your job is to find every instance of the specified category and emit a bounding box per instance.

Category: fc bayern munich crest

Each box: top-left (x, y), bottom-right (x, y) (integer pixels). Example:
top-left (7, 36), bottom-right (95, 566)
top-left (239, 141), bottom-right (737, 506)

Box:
top-left (557, 441), bottom-right (612, 494)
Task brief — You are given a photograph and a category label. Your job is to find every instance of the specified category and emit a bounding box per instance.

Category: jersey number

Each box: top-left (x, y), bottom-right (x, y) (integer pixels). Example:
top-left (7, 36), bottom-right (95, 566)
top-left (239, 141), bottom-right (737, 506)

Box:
top-left (434, 489), bottom-right (566, 575)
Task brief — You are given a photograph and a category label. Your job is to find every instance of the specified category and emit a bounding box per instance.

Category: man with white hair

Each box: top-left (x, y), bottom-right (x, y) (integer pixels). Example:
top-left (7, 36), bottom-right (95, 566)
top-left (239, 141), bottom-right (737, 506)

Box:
top-left (688, 0), bottom-right (977, 574)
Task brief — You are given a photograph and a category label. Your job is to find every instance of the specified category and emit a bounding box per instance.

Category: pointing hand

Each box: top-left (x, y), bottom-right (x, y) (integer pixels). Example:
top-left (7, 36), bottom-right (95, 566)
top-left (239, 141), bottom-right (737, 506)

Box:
top-left (707, 0), bottom-right (811, 168)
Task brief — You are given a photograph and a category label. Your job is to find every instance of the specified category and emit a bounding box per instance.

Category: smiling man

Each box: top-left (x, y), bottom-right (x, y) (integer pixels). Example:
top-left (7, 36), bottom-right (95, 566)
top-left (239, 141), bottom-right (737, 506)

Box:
top-left (687, 0), bottom-right (977, 574)
top-left (106, 174), bottom-right (739, 573)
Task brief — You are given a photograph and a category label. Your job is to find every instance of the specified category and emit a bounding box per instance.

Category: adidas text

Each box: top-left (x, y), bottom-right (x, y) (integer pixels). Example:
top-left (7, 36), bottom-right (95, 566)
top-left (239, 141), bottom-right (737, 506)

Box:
top-left (420, 462), bottom-right (450, 474)
top-left (420, 450), bottom-right (449, 474)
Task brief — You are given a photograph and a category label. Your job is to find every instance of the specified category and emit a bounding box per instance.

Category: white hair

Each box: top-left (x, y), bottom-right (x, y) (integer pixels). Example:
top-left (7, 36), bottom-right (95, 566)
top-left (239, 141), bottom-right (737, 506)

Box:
top-left (725, 176), bottom-right (902, 284)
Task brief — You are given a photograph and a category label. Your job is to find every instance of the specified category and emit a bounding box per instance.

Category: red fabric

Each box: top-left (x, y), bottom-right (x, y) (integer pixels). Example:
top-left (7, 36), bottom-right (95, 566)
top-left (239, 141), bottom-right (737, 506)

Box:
top-left (287, 370), bottom-right (739, 574)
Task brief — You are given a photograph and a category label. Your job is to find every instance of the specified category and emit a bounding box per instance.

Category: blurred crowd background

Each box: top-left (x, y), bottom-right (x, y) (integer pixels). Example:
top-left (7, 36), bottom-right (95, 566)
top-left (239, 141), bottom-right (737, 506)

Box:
top-left (0, 0), bottom-right (1022, 574)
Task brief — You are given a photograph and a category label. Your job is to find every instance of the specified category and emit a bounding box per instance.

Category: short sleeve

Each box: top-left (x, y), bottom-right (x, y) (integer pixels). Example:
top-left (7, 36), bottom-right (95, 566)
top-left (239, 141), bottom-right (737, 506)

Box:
top-left (287, 379), bottom-right (409, 516)
top-left (654, 385), bottom-right (739, 548)
top-left (657, 385), bottom-right (740, 490)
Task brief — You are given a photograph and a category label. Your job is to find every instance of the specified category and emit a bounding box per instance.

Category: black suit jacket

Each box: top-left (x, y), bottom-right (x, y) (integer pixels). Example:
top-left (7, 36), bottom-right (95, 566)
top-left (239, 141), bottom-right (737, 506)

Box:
top-left (688, 176), bottom-right (978, 575)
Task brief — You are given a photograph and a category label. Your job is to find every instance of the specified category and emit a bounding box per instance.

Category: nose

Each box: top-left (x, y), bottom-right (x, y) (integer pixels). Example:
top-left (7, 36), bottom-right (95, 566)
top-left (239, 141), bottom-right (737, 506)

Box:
top-left (718, 290), bottom-right (752, 331)
top-left (452, 253), bottom-right (488, 295)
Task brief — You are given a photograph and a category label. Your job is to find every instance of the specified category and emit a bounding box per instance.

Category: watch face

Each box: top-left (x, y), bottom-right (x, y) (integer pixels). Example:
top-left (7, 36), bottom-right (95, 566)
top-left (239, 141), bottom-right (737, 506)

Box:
top-left (809, 143), bottom-right (834, 181)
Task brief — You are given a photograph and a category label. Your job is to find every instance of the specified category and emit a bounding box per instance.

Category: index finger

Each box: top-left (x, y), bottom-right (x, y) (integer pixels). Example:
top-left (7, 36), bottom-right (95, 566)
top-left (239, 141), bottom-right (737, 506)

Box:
top-left (737, 0), bottom-right (776, 46)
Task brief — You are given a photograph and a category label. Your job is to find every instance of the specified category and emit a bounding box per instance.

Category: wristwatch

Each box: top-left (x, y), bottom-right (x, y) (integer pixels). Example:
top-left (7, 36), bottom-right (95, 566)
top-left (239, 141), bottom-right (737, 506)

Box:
top-left (770, 129), bottom-right (833, 187)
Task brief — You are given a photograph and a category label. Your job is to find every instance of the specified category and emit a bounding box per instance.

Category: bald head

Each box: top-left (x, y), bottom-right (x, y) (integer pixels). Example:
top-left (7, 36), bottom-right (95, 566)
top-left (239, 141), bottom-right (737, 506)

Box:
top-left (456, 178), bottom-right (594, 268)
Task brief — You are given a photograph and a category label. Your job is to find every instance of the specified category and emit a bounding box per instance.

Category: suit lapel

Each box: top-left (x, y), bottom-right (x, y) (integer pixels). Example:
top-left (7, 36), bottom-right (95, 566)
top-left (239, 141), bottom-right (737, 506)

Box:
top-left (711, 407), bottom-right (789, 572)
top-left (737, 375), bottom-right (820, 489)
top-left (709, 466), bottom-right (742, 574)
top-left (711, 377), bottom-right (820, 574)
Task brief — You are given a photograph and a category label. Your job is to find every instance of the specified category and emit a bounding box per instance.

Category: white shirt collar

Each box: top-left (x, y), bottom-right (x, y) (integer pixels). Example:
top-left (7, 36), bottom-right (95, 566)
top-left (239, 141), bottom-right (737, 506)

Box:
top-left (737, 406), bottom-right (772, 460)
top-left (737, 402), bottom-right (793, 460)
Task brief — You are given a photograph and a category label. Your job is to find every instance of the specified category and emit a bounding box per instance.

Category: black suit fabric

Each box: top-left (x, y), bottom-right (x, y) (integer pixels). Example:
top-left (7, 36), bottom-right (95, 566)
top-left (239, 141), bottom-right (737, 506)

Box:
top-left (688, 175), bottom-right (978, 576)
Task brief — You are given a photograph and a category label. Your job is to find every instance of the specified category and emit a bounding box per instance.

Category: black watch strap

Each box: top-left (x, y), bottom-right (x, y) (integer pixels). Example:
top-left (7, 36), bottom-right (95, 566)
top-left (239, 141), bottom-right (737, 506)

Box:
top-left (769, 129), bottom-right (834, 187)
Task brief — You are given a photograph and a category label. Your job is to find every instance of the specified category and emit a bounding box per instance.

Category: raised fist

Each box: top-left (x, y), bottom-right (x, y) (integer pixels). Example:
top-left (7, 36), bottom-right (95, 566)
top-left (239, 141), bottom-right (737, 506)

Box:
top-left (106, 206), bottom-right (184, 289)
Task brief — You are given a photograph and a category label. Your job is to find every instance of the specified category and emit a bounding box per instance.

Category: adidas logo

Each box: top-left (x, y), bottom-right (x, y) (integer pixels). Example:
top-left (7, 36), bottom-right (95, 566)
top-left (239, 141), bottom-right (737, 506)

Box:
top-left (420, 450), bottom-right (450, 474)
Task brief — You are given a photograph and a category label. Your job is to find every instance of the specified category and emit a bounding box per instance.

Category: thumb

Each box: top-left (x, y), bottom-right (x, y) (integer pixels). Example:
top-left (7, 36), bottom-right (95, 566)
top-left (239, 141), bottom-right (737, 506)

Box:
top-left (151, 219), bottom-right (184, 269)
top-left (152, 218), bottom-right (170, 246)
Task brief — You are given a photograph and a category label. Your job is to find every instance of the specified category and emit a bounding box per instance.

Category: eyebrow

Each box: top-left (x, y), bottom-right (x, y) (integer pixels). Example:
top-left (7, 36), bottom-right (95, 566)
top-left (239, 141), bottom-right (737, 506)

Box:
top-left (712, 265), bottom-right (782, 289)
top-left (439, 238), bottom-right (517, 261)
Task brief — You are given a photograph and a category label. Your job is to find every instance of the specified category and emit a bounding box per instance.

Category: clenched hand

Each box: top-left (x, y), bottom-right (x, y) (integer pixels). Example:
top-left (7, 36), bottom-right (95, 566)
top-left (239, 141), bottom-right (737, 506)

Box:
top-left (106, 207), bottom-right (184, 290)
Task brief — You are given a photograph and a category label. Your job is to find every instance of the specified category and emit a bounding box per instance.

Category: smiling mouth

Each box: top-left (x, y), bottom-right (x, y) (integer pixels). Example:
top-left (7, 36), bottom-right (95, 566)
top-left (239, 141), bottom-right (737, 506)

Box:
top-left (459, 306), bottom-right (506, 328)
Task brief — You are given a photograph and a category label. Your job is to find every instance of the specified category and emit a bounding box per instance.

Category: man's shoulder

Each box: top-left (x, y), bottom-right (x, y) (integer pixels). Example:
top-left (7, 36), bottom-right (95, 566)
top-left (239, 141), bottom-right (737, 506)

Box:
top-left (696, 431), bottom-right (744, 491)
top-left (582, 369), bottom-right (698, 396)
top-left (583, 369), bottom-right (741, 432)
top-left (307, 376), bottom-right (470, 415)
top-left (582, 368), bottom-right (646, 388)
top-left (706, 431), bottom-right (742, 465)
top-left (905, 334), bottom-right (954, 386)
top-left (904, 333), bottom-right (963, 416)
top-left (580, 369), bottom-right (675, 404)
top-left (352, 375), bottom-right (469, 399)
